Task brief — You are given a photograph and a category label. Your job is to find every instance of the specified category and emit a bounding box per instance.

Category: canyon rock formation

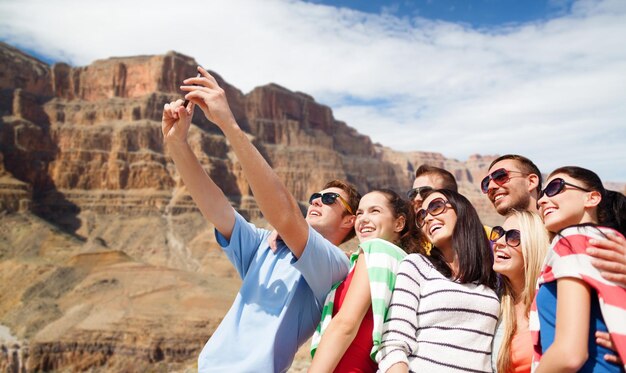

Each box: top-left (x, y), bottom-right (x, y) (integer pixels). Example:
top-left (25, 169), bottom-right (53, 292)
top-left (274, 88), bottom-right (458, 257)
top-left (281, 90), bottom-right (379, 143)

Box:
top-left (4, 41), bottom-right (620, 372)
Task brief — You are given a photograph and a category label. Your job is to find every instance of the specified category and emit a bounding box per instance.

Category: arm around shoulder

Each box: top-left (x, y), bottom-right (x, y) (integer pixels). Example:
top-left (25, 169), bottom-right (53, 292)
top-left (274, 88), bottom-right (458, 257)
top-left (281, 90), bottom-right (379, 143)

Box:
top-left (588, 233), bottom-right (626, 286)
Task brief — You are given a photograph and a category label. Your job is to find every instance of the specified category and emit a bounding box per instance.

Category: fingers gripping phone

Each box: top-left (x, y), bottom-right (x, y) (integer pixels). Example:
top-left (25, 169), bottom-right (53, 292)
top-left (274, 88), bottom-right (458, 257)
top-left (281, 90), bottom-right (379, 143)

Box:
top-left (183, 72), bottom-right (203, 108)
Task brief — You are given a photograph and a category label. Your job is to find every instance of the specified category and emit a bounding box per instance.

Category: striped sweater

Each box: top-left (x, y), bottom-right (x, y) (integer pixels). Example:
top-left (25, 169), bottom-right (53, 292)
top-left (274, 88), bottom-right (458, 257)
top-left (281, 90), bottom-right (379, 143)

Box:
top-left (310, 238), bottom-right (407, 361)
top-left (529, 225), bottom-right (626, 372)
top-left (376, 253), bottom-right (500, 373)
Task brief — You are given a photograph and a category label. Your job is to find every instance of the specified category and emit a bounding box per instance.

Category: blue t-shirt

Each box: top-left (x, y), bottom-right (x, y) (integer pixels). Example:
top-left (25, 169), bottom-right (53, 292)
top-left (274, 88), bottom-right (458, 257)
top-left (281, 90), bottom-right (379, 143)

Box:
top-left (536, 281), bottom-right (621, 372)
top-left (197, 211), bottom-right (350, 373)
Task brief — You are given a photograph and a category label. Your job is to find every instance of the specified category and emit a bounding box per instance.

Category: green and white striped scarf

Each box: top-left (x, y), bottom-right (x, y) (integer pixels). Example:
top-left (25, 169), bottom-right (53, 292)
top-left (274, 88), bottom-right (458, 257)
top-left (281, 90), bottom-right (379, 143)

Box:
top-left (310, 238), bottom-right (407, 361)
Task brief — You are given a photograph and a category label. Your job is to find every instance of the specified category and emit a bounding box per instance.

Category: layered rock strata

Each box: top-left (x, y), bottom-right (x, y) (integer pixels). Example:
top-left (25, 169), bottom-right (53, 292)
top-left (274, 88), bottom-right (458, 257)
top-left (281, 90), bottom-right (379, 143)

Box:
top-left (7, 41), bottom-right (620, 372)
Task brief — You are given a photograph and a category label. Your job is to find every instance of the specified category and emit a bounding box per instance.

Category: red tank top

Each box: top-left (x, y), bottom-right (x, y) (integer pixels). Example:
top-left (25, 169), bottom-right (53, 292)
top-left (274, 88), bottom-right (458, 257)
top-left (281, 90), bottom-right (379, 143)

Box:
top-left (332, 268), bottom-right (377, 373)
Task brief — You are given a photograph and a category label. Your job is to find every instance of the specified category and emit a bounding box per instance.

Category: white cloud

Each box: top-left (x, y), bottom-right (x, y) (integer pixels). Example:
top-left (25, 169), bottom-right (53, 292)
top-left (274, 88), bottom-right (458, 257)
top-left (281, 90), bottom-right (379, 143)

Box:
top-left (0, 0), bottom-right (625, 181)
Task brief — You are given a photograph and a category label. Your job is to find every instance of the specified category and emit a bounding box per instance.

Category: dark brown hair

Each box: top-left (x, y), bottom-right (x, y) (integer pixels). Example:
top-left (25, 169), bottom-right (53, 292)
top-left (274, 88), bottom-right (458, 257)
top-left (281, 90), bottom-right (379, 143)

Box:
top-left (417, 189), bottom-right (497, 289)
top-left (414, 164), bottom-right (458, 192)
top-left (489, 154), bottom-right (542, 194)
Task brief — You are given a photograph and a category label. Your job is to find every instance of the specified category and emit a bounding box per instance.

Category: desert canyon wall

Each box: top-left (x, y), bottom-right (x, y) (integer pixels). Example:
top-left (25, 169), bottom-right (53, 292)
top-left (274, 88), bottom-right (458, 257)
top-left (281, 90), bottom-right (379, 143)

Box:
top-left (4, 41), bottom-right (619, 372)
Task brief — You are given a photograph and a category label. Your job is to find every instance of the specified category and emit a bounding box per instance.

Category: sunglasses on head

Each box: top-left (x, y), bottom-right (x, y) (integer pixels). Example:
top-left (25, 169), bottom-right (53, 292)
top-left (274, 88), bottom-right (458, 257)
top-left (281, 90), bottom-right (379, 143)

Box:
top-left (490, 226), bottom-right (521, 247)
top-left (309, 192), bottom-right (354, 214)
top-left (407, 186), bottom-right (434, 200)
top-left (415, 198), bottom-right (452, 228)
top-left (480, 168), bottom-right (527, 194)
top-left (539, 178), bottom-right (592, 199)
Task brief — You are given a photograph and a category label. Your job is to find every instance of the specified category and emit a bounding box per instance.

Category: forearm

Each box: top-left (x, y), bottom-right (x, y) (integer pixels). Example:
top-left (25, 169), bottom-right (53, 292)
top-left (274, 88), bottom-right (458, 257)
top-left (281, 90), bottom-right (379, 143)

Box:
top-left (311, 256), bottom-right (372, 372)
top-left (588, 234), bottom-right (626, 286)
top-left (179, 69), bottom-right (309, 255)
top-left (536, 278), bottom-right (590, 373)
top-left (535, 344), bottom-right (586, 373)
top-left (166, 140), bottom-right (235, 238)
top-left (309, 319), bottom-right (359, 372)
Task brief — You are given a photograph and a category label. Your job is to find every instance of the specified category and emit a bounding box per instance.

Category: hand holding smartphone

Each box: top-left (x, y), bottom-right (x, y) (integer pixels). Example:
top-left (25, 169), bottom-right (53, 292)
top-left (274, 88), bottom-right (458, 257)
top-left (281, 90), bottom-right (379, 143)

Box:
top-left (183, 71), bottom-right (203, 108)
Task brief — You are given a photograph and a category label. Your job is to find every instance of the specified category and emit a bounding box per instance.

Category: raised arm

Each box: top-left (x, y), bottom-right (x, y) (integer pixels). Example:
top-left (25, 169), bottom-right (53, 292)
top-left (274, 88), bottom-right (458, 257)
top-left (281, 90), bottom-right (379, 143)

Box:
top-left (181, 67), bottom-right (310, 257)
top-left (309, 253), bottom-right (371, 372)
top-left (162, 100), bottom-right (235, 239)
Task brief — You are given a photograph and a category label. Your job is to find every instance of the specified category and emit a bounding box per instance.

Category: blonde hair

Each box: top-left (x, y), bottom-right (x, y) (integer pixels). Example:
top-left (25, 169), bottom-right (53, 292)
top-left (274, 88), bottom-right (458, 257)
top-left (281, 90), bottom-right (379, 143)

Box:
top-left (496, 210), bottom-right (550, 373)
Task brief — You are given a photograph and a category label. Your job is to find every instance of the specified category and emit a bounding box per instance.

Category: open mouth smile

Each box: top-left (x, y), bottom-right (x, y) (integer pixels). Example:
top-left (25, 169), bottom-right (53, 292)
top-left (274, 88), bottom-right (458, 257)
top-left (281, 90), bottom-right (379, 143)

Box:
top-left (493, 192), bottom-right (506, 202)
top-left (543, 207), bottom-right (557, 218)
top-left (429, 223), bottom-right (443, 235)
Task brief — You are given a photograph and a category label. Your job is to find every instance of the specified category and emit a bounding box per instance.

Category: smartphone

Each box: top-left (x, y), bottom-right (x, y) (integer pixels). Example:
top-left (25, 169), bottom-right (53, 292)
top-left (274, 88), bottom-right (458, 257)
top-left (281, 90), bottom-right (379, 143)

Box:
top-left (183, 72), bottom-right (203, 108)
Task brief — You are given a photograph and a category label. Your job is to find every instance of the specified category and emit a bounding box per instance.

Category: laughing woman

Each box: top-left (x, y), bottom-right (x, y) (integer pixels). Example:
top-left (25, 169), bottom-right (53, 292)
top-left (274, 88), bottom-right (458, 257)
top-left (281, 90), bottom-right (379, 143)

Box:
top-left (376, 189), bottom-right (499, 373)
top-left (309, 189), bottom-right (418, 373)
top-left (533, 166), bottom-right (626, 372)
top-left (490, 210), bottom-right (550, 373)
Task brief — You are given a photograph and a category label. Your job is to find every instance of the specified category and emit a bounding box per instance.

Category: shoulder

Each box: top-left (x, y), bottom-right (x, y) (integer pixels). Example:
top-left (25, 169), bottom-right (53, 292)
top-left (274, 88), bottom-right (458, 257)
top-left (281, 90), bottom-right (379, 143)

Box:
top-left (551, 225), bottom-right (622, 256)
top-left (301, 225), bottom-right (349, 265)
top-left (359, 238), bottom-right (406, 259)
top-left (400, 253), bottom-right (434, 273)
top-left (405, 253), bottom-right (434, 265)
top-left (233, 211), bottom-right (269, 236)
top-left (305, 224), bottom-right (343, 252)
top-left (557, 224), bottom-right (622, 239)
top-left (218, 211), bottom-right (270, 246)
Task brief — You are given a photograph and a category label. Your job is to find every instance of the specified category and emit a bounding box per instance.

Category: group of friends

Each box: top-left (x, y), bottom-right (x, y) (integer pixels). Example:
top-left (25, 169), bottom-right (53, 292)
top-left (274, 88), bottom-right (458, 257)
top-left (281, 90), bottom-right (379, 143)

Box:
top-left (161, 67), bottom-right (626, 373)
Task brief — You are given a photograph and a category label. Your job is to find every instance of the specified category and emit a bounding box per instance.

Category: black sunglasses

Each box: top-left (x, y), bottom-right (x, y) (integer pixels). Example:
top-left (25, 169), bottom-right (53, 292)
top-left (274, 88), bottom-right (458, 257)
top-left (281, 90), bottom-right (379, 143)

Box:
top-left (480, 168), bottom-right (527, 194)
top-left (416, 198), bottom-right (452, 228)
top-left (539, 178), bottom-right (592, 199)
top-left (490, 226), bottom-right (521, 247)
top-left (407, 186), bottom-right (434, 200)
top-left (308, 192), bottom-right (354, 214)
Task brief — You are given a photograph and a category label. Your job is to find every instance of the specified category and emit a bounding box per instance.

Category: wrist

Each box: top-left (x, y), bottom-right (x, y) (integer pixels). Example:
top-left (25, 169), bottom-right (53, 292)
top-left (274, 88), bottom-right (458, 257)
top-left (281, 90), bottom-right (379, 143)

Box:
top-left (216, 115), bottom-right (239, 131)
top-left (165, 138), bottom-right (192, 155)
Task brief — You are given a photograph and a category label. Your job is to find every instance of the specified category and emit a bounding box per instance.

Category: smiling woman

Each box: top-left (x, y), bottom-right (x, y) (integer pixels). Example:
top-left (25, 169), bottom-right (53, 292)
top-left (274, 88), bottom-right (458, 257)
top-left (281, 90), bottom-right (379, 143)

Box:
top-left (309, 189), bottom-right (418, 373)
top-left (532, 166), bottom-right (626, 372)
top-left (491, 210), bottom-right (550, 373)
top-left (376, 188), bottom-right (499, 372)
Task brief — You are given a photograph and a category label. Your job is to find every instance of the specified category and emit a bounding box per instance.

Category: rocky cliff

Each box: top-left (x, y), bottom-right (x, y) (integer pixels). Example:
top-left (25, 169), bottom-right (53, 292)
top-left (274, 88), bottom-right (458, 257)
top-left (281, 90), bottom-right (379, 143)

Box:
top-left (0, 41), bottom-right (553, 372)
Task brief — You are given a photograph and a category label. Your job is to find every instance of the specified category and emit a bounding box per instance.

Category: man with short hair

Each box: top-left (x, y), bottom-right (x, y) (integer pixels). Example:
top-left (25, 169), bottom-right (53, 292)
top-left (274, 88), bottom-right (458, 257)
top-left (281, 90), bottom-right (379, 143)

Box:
top-left (407, 165), bottom-right (465, 255)
top-left (162, 67), bottom-right (359, 372)
top-left (482, 154), bottom-right (626, 285)
top-left (482, 154), bottom-right (542, 215)
top-left (408, 164), bottom-right (458, 211)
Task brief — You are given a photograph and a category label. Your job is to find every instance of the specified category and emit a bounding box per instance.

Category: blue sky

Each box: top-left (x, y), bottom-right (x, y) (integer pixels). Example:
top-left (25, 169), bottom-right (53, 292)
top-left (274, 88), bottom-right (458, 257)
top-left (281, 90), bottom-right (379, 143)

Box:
top-left (306, 0), bottom-right (574, 27)
top-left (0, 0), bottom-right (624, 182)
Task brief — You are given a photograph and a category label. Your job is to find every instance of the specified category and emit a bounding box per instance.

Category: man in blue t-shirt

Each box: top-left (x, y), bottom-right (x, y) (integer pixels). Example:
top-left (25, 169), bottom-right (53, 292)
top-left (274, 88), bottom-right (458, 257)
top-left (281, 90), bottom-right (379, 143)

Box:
top-left (162, 67), bottom-right (360, 372)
